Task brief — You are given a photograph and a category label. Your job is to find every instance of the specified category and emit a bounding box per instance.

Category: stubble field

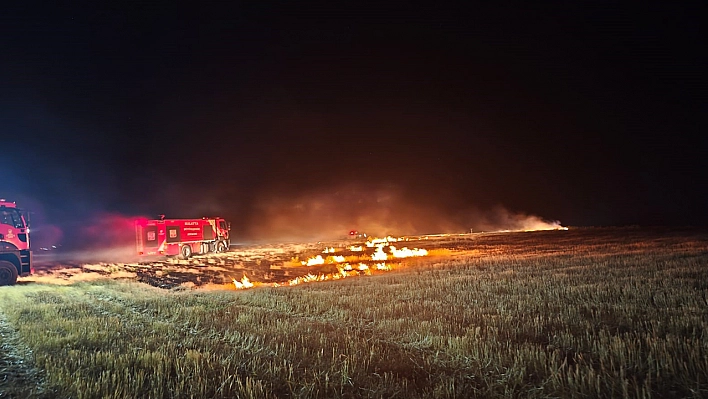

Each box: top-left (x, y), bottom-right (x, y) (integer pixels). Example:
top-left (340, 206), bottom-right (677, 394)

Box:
top-left (1, 227), bottom-right (707, 398)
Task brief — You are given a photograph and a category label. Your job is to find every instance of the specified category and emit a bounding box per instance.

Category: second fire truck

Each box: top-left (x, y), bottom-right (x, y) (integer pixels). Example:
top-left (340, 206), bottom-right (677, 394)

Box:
top-left (136, 216), bottom-right (231, 259)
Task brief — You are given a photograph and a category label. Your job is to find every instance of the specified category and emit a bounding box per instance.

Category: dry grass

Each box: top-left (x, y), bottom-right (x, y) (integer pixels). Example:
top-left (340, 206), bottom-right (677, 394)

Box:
top-left (1, 227), bottom-right (707, 398)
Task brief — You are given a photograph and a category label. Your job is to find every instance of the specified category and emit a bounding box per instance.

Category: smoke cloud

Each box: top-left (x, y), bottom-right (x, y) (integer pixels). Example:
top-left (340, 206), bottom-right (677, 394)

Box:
top-left (37, 213), bottom-right (143, 263)
top-left (246, 184), bottom-right (563, 241)
top-left (455, 206), bottom-right (564, 233)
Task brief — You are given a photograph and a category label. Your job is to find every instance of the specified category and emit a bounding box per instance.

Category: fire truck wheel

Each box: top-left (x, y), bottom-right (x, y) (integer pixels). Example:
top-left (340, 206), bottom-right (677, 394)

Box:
top-left (0, 261), bottom-right (18, 286)
top-left (180, 245), bottom-right (192, 260)
top-left (217, 241), bottom-right (227, 252)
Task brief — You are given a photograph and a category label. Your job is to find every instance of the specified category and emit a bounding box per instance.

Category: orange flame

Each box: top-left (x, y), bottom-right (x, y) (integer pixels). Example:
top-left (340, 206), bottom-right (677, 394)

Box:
top-left (376, 263), bottom-right (391, 270)
top-left (233, 275), bottom-right (254, 289)
top-left (389, 246), bottom-right (428, 258)
top-left (301, 255), bottom-right (325, 266)
top-left (371, 247), bottom-right (388, 261)
top-left (233, 235), bottom-right (430, 290)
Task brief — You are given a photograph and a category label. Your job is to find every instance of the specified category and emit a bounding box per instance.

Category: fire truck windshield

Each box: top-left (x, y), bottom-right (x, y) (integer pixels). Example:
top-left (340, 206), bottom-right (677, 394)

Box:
top-left (0, 209), bottom-right (24, 229)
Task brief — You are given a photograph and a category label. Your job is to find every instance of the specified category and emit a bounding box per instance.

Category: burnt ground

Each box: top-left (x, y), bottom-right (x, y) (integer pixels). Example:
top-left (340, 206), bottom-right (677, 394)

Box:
top-left (21, 227), bottom-right (708, 290)
top-left (26, 236), bottom-right (422, 289)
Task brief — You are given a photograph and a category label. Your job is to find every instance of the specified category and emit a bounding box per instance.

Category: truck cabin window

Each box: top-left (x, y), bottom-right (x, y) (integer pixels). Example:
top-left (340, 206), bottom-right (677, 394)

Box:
top-left (0, 209), bottom-right (24, 229)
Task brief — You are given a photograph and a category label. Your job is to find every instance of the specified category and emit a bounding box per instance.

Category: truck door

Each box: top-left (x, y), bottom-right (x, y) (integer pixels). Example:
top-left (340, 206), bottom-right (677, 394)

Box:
top-left (203, 224), bottom-right (214, 240)
top-left (143, 225), bottom-right (159, 249)
top-left (166, 225), bottom-right (181, 243)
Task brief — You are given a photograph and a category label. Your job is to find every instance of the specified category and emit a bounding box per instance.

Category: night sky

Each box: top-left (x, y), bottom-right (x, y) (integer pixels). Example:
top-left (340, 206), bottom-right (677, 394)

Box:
top-left (2, 2), bottom-right (706, 243)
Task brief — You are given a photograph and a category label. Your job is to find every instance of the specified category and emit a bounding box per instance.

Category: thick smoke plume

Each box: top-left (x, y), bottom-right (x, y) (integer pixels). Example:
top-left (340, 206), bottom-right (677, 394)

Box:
top-left (456, 206), bottom-right (564, 233)
top-left (246, 185), bottom-right (563, 241)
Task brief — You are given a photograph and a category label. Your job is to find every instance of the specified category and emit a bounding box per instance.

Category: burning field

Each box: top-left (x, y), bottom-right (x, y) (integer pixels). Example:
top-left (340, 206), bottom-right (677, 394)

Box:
top-left (26, 233), bottom-right (452, 290)
top-left (2, 227), bottom-right (708, 398)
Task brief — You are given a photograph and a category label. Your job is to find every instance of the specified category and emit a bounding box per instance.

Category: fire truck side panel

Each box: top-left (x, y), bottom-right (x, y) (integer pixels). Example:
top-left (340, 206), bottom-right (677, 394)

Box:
top-left (136, 218), bottom-right (228, 257)
top-left (135, 221), bottom-right (164, 255)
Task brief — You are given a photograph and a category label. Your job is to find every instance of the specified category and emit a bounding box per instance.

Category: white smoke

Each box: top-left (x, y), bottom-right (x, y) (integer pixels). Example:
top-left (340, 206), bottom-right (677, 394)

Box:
top-left (247, 185), bottom-right (565, 241)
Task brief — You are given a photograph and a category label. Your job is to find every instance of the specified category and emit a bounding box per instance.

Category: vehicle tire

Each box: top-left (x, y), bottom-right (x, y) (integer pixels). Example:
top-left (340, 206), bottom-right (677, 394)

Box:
top-left (0, 260), bottom-right (18, 286)
top-left (180, 245), bottom-right (192, 260)
top-left (216, 241), bottom-right (227, 253)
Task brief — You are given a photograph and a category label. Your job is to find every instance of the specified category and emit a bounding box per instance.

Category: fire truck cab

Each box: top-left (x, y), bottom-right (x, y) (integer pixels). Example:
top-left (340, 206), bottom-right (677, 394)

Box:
top-left (135, 216), bottom-right (231, 259)
top-left (0, 199), bottom-right (32, 286)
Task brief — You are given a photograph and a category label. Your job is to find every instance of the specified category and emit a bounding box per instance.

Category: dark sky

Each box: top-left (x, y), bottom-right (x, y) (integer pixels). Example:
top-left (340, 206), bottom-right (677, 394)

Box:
top-left (1, 2), bottom-right (706, 241)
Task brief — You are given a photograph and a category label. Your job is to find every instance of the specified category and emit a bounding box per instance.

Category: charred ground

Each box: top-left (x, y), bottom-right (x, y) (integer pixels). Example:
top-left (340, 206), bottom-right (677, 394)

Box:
top-left (25, 226), bottom-right (706, 290)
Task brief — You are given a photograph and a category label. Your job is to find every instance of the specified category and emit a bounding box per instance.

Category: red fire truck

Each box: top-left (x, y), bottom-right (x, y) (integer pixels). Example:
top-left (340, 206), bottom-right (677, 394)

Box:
top-left (135, 216), bottom-right (231, 259)
top-left (0, 199), bottom-right (32, 286)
